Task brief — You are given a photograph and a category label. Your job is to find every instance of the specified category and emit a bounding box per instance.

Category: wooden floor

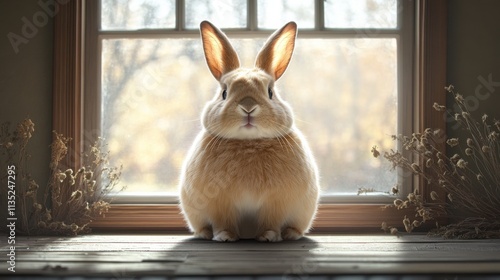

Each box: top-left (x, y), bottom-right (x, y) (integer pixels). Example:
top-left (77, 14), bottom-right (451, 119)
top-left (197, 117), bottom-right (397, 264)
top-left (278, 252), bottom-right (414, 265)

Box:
top-left (2, 234), bottom-right (500, 279)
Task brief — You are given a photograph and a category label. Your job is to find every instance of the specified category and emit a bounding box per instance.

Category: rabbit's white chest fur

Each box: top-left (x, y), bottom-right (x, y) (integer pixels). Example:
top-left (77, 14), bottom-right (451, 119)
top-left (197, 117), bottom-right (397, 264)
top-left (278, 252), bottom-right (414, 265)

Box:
top-left (235, 190), bottom-right (263, 238)
top-left (236, 190), bottom-right (263, 213)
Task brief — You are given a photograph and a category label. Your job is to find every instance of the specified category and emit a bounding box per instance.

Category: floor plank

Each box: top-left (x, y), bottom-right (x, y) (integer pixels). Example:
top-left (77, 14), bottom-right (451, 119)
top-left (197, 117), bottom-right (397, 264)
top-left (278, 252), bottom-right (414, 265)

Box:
top-left (1, 234), bottom-right (500, 277)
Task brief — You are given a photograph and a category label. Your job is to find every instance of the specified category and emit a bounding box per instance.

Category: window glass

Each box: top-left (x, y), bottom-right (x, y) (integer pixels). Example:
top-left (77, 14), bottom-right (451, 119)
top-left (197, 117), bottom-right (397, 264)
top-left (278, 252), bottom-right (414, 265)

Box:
top-left (258, 0), bottom-right (315, 29)
top-left (101, 38), bottom-right (397, 194)
top-left (101, 0), bottom-right (175, 30)
top-left (324, 0), bottom-right (397, 28)
top-left (185, 0), bottom-right (247, 29)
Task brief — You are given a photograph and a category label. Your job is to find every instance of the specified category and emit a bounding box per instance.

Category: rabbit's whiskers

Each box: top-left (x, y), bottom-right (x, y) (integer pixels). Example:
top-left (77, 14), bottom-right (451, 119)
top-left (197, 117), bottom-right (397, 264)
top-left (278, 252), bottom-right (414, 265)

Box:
top-left (267, 120), bottom-right (297, 155)
top-left (204, 123), bottom-right (230, 153)
top-left (182, 118), bottom-right (202, 124)
top-left (294, 117), bottom-right (313, 126)
top-left (204, 124), bottom-right (222, 151)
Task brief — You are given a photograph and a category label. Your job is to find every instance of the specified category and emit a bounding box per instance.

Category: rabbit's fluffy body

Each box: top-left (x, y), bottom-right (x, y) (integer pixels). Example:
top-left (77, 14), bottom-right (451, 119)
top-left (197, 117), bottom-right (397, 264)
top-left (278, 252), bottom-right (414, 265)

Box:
top-left (179, 21), bottom-right (320, 242)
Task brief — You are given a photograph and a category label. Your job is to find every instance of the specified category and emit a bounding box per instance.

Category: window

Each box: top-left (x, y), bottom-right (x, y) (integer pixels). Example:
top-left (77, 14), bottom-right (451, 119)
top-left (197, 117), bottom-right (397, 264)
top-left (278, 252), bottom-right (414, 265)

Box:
top-left (92, 0), bottom-right (413, 204)
top-left (53, 0), bottom-right (447, 230)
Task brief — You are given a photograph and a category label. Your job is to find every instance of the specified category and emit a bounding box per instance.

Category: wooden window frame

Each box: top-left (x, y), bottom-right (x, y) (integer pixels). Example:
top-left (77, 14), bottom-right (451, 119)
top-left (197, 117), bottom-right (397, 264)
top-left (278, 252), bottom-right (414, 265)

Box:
top-left (53, 0), bottom-right (447, 232)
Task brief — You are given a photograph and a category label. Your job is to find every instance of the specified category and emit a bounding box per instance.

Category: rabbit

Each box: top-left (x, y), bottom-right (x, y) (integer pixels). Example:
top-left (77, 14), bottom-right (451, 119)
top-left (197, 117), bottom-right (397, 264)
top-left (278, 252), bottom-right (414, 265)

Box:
top-left (179, 20), bottom-right (320, 242)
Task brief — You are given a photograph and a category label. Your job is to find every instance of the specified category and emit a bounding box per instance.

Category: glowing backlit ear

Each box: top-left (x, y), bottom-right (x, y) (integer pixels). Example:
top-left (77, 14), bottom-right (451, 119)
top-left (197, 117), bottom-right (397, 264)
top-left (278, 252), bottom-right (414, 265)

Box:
top-left (255, 22), bottom-right (297, 81)
top-left (200, 21), bottom-right (241, 81)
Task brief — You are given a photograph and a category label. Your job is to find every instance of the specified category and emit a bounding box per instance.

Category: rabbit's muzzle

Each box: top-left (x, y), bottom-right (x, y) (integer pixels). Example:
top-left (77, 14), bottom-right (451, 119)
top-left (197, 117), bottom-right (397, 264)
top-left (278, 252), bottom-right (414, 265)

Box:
top-left (238, 96), bottom-right (258, 114)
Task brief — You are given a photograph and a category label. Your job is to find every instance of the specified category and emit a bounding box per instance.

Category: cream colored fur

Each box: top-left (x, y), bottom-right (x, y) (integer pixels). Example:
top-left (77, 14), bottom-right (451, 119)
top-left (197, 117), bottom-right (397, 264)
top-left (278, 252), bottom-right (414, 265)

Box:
top-left (179, 21), bottom-right (320, 242)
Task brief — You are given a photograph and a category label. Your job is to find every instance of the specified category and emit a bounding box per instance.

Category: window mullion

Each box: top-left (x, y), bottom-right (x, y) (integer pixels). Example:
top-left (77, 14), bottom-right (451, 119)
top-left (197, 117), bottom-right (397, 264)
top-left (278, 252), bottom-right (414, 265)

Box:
top-left (176, 0), bottom-right (185, 31)
top-left (248, 0), bottom-right (258, 31)
top-left (315, 0), bottom-right (325, 31)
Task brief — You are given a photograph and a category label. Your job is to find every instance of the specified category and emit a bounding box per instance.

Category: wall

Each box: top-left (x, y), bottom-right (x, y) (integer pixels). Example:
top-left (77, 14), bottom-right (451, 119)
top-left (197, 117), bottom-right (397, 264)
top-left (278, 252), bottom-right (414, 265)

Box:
top-left (0, 1), bottom-right (54, 187)
top-left (446, 0), bottom-right (500, 219)
top-left (446, 0), bottom-right (500, 126)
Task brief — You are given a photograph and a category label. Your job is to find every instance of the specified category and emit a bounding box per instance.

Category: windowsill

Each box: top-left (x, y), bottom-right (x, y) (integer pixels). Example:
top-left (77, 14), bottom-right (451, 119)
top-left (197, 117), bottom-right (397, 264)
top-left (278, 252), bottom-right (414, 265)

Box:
top-left (109, 192), bottom-right (398, 204)
top-left (90, 202), bottom-right (427, 233)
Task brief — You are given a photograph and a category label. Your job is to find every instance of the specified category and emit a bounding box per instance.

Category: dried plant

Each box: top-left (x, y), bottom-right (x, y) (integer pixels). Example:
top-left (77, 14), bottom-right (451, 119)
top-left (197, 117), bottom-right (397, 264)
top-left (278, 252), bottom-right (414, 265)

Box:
top-left (0, 118), bottom-right (123, 235)
top-left (373, 85), bottom-right (500, 238)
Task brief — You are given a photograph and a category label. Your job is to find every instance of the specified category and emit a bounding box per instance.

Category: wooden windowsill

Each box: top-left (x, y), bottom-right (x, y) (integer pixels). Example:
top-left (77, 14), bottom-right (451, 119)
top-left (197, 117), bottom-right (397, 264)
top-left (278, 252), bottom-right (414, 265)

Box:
top-left (90, 203), bottom-right (433, 233)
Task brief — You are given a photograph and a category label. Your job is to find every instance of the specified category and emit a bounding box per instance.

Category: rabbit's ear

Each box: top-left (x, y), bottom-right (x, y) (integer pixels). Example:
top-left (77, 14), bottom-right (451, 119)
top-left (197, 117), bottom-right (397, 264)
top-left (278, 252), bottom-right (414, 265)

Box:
top-left (255, 22), bottom-right (297, 81)
top-left (200, 21), bottom-right (241, 81)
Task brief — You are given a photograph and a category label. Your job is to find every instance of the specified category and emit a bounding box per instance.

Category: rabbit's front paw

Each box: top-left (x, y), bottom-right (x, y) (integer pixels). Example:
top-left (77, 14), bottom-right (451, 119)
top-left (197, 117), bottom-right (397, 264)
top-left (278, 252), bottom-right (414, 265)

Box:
top-left (282, 227), bottom-right (303, 240)
top-left (213, 230), bottom-right (239, 242)
top-left (257, 230), bottom-right (283, 242)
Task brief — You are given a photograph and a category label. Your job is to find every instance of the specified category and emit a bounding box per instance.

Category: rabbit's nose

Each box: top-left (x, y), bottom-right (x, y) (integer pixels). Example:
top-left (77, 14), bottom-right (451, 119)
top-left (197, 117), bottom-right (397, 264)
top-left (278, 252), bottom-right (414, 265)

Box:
top-left (239, 96), bottom-right (258, 113)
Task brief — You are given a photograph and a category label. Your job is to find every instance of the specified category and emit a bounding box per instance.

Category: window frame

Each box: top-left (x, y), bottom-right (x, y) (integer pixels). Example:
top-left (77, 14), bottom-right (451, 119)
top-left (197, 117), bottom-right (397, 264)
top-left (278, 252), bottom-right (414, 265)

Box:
top-left (95, 0), bottom-right (412, 204)
top-left (53, 0), bottom-right (447, 232)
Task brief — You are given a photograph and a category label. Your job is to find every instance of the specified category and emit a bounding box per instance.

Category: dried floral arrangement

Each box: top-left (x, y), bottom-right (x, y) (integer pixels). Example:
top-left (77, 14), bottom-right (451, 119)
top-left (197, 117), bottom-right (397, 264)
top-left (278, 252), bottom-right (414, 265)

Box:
top-left (0, 118), bottom-right (123, 235)
top-left (373, 85), bottom-right (500, 238)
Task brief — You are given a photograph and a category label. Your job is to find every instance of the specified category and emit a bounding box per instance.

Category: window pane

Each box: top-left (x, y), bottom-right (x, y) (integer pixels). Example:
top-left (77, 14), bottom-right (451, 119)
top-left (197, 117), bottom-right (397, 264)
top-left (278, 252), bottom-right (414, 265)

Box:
top-left (185, 0), bottom-right (247, 29)
top-left (102, 38), bottom-right (397, 194)
top-left (285, 38), bottom-right (398, 193)
top-left (101, 0), bottom-right (175, 30)
top-left (258, 0), bottom-right (315, 29)
top-left (324, 0), bottom-right (397, 28)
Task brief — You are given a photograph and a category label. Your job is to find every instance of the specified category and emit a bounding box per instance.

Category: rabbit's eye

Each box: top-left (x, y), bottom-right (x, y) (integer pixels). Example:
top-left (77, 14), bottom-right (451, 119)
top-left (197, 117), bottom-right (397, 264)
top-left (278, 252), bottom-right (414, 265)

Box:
top-left (222, 89), bottom-right (227, 100)
top-left (268, 88), bottom-right (273, 99)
